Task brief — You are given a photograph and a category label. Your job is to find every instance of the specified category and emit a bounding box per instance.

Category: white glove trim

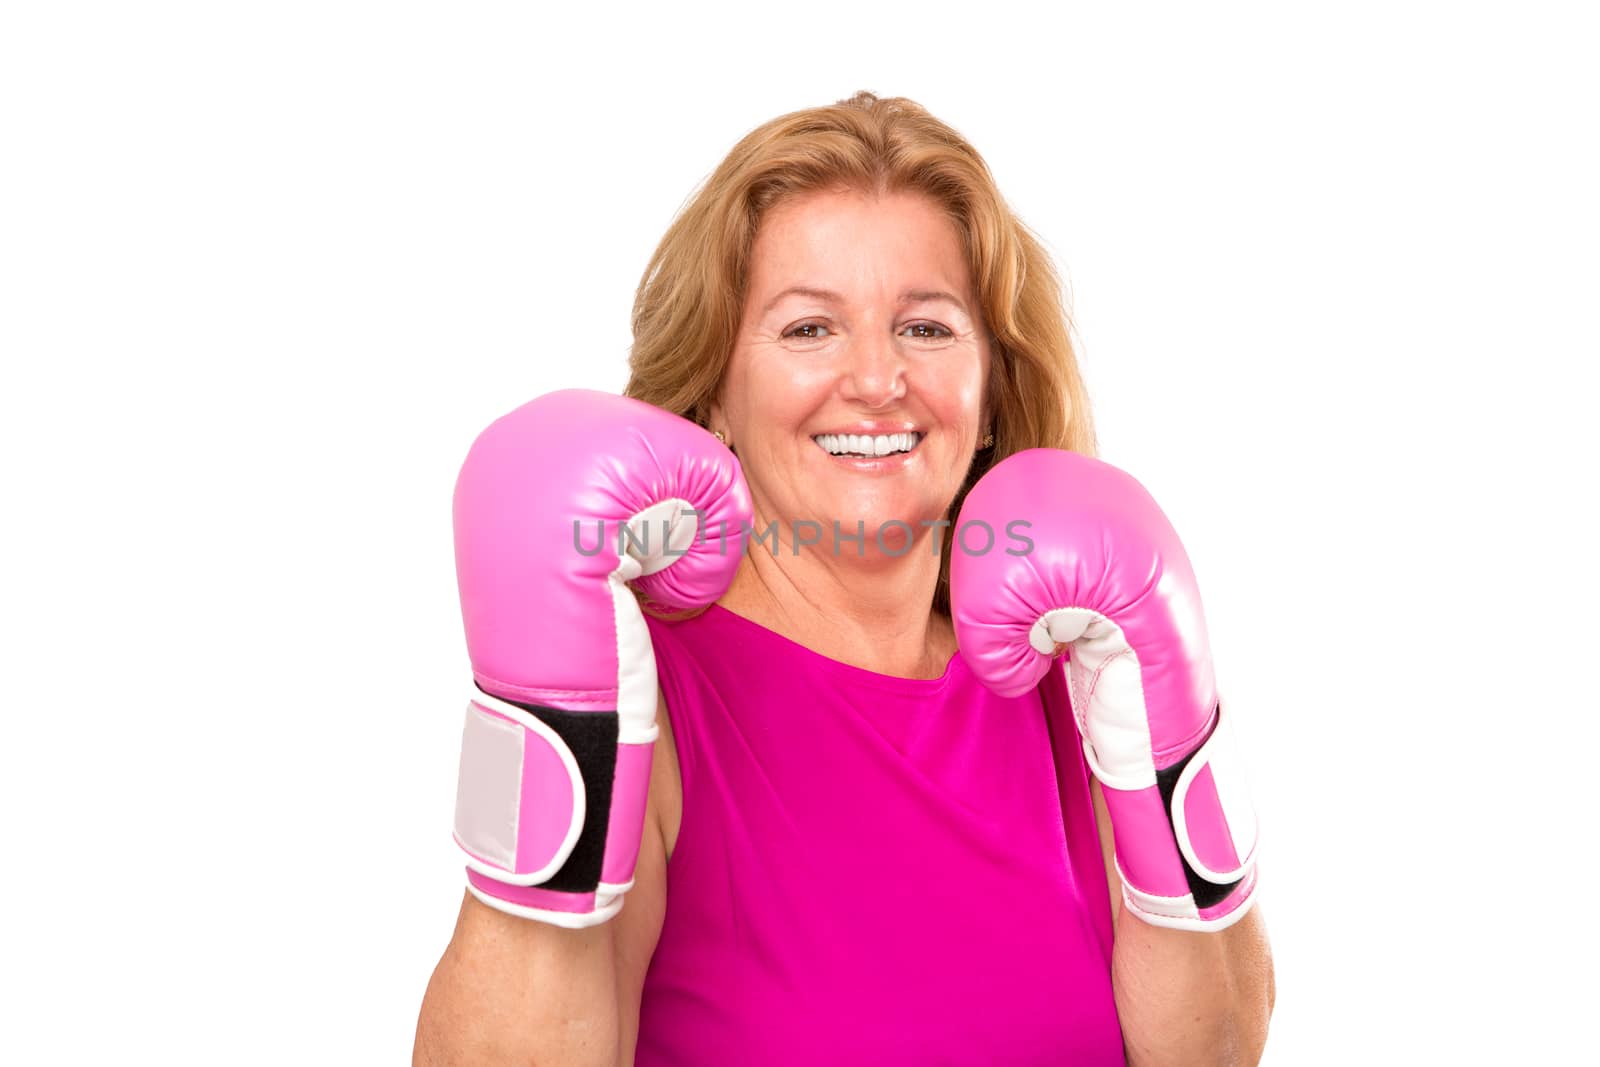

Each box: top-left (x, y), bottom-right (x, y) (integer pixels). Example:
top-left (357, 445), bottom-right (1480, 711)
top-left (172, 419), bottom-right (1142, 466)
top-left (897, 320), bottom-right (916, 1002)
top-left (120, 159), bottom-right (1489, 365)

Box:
top-left (465, 882), bottom-right (625, 929)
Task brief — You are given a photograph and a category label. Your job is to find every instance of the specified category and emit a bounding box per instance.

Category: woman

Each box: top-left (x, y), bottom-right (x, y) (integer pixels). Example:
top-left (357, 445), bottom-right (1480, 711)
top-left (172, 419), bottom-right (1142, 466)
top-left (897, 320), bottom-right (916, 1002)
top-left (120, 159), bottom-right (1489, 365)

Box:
top-left (417, 91), bottom-right (1275, 1065)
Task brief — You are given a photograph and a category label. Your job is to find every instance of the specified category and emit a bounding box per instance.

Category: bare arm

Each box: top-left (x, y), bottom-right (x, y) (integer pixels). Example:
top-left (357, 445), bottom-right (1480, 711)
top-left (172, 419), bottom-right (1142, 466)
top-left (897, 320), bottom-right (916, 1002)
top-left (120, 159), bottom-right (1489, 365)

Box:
top-left (413, 893), bottom-right (623, 1065)
top-left (1091, 778), bottom-right (1277, 1066)
top-left (413, 689), bottom-right (676, 1066)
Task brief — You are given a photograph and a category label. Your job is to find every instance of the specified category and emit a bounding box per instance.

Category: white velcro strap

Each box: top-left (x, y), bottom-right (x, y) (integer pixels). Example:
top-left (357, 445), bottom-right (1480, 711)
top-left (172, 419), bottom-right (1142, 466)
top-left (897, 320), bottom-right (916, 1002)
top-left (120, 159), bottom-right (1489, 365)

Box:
top-left (1171, 701), bottom-right (1258, 884)
top-left (453, 692), bottom-right (586, 886)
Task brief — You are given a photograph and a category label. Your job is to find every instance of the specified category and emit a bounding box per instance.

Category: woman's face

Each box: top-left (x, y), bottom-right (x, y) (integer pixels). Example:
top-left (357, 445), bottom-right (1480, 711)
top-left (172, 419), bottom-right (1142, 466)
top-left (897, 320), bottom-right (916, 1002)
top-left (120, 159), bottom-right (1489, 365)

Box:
top-left (711, 188), bottom-right (991, 557)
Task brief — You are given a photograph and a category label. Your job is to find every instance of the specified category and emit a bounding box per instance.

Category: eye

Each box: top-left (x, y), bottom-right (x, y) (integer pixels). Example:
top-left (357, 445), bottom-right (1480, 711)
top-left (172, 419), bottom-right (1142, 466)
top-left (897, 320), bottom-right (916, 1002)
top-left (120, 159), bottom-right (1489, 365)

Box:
top-left (783, 321), bottom-right (830, 340)
top-left (903, 322), bottom-right (953, 340)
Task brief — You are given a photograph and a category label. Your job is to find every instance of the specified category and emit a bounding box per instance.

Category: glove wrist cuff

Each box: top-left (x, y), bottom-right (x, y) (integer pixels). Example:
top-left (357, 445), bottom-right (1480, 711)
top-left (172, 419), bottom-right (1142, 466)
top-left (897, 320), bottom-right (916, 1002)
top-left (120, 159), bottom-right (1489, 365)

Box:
top-left (1103, 700), bottom-right (1261, 933)
top-left (452, 688), bottom-right (654, 927)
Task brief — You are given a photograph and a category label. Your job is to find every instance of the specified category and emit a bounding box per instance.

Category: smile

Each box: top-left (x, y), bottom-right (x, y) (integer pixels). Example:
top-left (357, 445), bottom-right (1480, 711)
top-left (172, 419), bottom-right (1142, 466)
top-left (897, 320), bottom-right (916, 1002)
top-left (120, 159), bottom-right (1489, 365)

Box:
top-left (811, 432), bottom-right (924, 459)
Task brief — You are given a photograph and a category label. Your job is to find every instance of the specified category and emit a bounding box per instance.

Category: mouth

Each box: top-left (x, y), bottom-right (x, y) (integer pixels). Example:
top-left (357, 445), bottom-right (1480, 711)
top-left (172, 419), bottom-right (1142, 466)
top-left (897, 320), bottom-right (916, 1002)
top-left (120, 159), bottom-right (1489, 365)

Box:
top-left (811, 431), bottom-right (924, 460)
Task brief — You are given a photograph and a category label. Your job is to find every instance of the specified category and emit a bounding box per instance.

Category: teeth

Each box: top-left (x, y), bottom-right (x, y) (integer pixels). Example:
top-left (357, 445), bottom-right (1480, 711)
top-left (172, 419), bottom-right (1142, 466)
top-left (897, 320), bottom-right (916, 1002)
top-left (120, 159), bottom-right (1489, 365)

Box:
top-left (813, 432), bottom-right (922, 457)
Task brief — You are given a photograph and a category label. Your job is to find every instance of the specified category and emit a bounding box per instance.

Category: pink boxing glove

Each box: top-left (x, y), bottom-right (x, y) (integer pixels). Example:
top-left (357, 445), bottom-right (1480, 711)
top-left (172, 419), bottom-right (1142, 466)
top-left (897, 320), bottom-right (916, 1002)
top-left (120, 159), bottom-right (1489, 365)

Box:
top-left (451, 389), bottom-right (751, 926)
top-left (951, 449), bottom-right (1259, 932)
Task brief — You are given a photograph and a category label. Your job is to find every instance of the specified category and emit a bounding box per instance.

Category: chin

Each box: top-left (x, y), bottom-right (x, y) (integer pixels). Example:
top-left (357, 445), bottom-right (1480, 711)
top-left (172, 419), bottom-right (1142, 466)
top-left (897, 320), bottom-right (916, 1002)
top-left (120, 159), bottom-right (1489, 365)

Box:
top-left (819, 494), bottom-right (947, 548)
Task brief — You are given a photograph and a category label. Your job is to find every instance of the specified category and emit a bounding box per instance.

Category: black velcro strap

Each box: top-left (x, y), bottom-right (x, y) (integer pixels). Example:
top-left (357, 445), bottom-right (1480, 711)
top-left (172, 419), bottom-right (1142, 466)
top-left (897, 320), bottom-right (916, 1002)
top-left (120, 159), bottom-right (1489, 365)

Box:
top-left (486, 687), bottom-right (620, 894)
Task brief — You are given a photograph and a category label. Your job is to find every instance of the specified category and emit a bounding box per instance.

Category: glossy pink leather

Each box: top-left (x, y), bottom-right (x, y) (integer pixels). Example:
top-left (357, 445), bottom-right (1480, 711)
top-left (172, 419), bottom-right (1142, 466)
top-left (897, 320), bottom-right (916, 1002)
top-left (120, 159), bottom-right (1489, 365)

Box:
top-left (453, 389), bottom-right (751, 921)
top-left (455, 389), bottom-right (750, 708)
top-left (952, 448), bottom-right (1258, 932)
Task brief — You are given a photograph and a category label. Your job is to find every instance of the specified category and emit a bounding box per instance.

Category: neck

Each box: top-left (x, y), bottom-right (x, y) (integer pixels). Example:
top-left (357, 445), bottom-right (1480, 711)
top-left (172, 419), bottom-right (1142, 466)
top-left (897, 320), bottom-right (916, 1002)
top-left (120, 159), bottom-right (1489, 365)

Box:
top-left (717, 519), bottom-right (953, 680)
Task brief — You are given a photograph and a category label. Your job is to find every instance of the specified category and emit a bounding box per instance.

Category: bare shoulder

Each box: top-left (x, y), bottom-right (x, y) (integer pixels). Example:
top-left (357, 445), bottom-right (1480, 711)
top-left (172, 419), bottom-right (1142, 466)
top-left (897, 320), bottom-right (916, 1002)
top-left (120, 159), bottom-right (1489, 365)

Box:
top-left (611, 685), bottom-right (681, 1059)
top-left (1089, 776), bottom-right (1123, 925)
top-left (653, 684), bottom-right (684, 859)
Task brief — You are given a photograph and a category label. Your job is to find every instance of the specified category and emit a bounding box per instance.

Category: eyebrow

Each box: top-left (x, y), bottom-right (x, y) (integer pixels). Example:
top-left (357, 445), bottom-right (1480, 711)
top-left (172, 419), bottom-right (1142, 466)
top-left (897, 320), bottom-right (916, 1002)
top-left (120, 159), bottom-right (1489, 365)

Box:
top-left (760, 285), bottom-right (970, 316)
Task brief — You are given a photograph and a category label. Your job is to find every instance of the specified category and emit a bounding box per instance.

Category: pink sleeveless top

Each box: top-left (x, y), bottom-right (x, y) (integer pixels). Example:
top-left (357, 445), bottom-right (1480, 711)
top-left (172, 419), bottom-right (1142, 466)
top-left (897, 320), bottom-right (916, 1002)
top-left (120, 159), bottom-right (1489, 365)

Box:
top-left (636, 604), bottom-right (1125, 1065)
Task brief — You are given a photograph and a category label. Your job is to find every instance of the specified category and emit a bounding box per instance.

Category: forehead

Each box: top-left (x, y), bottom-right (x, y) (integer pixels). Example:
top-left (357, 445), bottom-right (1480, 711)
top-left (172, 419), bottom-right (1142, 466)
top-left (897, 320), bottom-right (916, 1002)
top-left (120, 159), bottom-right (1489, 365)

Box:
top-left (747, 188), bottom-right (972, 295)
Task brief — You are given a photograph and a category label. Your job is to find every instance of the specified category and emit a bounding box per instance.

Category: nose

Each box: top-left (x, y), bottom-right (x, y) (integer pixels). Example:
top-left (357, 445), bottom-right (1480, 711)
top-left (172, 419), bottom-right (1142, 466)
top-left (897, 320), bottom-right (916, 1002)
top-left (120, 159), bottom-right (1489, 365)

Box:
top-left (838, 328), bottom-right (908, 409)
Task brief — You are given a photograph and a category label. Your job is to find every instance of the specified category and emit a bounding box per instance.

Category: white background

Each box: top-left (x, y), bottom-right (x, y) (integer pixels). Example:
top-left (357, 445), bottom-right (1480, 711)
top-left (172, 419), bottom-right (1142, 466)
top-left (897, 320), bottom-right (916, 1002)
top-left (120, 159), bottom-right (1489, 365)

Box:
top-left (4, 2), bottom-right (1595, 1063)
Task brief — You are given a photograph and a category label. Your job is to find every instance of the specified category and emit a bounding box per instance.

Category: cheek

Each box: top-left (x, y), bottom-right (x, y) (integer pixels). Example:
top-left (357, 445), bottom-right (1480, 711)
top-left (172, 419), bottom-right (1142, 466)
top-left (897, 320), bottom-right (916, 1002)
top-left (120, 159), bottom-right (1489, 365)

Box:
top-left (908, 362), bottom-right (986, 424)
top-left (739, 356), bottom-right (835, 429)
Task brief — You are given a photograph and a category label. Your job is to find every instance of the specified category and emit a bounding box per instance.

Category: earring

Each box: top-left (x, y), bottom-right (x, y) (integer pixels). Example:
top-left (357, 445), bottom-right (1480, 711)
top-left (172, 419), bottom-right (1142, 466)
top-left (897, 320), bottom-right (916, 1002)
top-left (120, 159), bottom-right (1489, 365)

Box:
top-left (712, 428), bottom-right (728, 445)
top-left (980, 429), bottom-right (994, 449)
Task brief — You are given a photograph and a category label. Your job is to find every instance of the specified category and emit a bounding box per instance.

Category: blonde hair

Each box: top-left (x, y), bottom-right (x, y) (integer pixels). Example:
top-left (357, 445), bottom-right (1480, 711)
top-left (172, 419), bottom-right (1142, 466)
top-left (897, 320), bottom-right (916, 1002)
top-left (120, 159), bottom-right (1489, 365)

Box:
top-left (624, 90), bottom-right (1096, 617)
